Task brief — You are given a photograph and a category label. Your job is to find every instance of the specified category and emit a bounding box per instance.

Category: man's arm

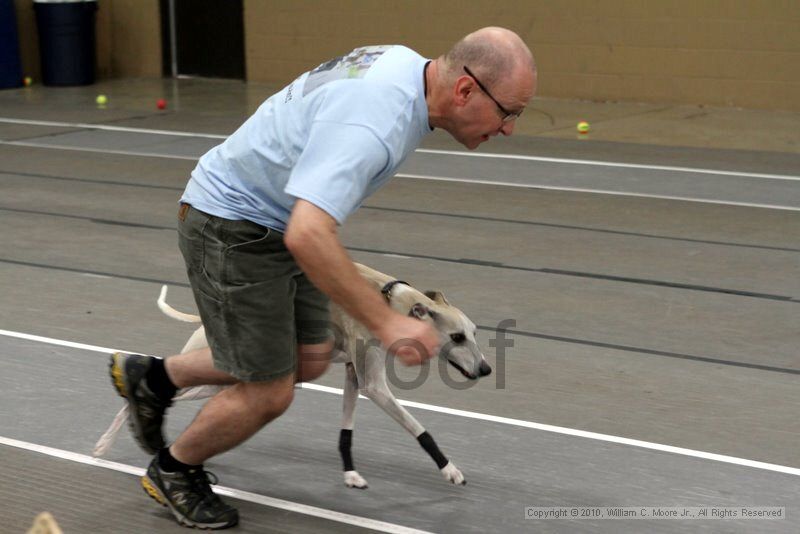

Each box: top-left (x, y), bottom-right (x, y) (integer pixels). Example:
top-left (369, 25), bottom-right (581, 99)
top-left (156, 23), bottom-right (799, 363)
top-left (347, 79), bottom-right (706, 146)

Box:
top-left (284, 199), bottom-right (438, 365)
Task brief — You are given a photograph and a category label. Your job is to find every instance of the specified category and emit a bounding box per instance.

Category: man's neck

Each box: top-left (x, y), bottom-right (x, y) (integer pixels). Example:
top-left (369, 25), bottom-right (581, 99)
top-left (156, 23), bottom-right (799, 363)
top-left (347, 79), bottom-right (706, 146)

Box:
top-left (424, 58), bottom-right (445, 130)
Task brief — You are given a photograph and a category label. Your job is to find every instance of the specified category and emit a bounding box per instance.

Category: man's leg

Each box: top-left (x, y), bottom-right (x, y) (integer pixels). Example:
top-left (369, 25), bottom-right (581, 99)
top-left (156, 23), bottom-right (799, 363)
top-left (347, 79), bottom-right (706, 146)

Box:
top-left (142, 348), bottom-right (305, 530)
top-left (108, 346), bottom-right (238, 454)
top-left (161, 339), bottom-right (331, 466)
top-left (140, 360), bottom-right (295, 530)
top-left (165, 346), bottom-right (239, 389)
top-left (150, 340), bottom-right (329, 466)
top-left (136, 340), bottom-right (307, 530)
top-left (122, 341), bottom-right (328, 529)
top-left (168, 371), bottom-right (294, 465)
top-left (295, 341), bottom-right (333, 383)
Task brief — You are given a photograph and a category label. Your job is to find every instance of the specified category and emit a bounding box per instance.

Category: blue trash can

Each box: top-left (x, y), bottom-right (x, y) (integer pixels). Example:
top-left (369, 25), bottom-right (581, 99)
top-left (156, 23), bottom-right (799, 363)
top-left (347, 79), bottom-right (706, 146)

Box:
top-left (34, 0), bottom-right (98, 86)
top-left (0, 0), bottom-right (24, 88)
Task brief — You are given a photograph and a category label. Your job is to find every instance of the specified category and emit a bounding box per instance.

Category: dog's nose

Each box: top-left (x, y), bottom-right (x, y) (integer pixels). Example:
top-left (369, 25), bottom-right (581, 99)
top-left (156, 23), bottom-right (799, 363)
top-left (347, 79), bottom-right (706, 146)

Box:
top-left (479, 360), bottom-right (492, 377)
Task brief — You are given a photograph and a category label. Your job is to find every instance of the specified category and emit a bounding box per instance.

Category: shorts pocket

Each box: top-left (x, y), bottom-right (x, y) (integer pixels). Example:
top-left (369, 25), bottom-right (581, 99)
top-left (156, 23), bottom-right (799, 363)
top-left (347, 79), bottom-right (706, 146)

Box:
top-left (178, 216), bottom-right (208, 274)
top-left (223, 221), bottom-right (295, 284)
top-left (224, 219), bottom-right (272, 252)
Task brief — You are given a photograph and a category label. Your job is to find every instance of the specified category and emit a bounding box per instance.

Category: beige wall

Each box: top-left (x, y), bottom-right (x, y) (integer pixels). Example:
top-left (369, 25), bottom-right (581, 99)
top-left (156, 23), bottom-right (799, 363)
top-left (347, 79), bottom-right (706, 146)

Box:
top-left (244, 0), bottom-right (800, 111)
top-left (14, 0), bottom-right (161, 81)
top-left (12, 1), bottom-right (800, 110)
top-left (106, 0), bottom-right (162, 78)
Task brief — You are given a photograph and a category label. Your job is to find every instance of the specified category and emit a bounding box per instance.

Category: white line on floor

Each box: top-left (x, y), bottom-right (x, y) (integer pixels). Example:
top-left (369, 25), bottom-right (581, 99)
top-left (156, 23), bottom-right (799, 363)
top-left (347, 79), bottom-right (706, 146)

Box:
top-left (0, 117), bottom-right (227, 139)
top-left (0, 329), bottom-right (132, 354)
top-left (0, 436), bottom-right (431, 534)
top-left (0, 140), bottom-right (796, 211)
top-left (396, 173), bottom-right (800, 211)
top-left (414, 148), bottom-right (800, 182)
top-left (2, 328), bottom-right (798, 478)
top-left (1, 116), bottom-right (797, 181)
top-left (300, 384), bottom-right (800, 477)
top-left (0, 140), bottom-right (197, 160)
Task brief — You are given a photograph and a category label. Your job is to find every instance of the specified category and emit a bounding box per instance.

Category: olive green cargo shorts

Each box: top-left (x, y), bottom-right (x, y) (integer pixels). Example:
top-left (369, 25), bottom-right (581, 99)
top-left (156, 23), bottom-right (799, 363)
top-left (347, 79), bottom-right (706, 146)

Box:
top-left (177, 203), bottom-right (331, 382)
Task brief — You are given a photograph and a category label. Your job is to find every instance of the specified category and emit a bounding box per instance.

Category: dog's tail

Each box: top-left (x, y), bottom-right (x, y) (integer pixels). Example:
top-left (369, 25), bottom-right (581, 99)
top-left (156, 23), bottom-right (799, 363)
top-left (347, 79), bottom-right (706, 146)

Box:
top-left (157, 285), bottom-right (201, 323)
top-left (93, 405), bottom-right (129, 457)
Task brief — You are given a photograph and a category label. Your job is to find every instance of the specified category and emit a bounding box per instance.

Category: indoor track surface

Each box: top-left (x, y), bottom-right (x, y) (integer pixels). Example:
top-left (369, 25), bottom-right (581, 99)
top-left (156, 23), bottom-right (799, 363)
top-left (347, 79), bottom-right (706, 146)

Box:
top-left (1, 79), bottom-right (798, 533)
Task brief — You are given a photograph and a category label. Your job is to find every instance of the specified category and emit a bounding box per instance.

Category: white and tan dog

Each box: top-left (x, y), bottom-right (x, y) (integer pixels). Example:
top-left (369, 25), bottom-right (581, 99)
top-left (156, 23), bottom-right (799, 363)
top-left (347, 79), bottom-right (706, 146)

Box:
top-left (94, 263), bottom-right (491, 488)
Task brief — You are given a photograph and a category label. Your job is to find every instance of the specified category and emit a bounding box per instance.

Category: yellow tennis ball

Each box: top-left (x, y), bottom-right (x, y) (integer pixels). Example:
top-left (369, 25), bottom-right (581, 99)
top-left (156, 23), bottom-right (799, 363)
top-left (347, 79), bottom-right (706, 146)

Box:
top-left (96, 94), bottom-right (108, 105)
top-left (23, 76), bottom-right (32, 86)
top-left (577, 121), bottom-right (590, 134)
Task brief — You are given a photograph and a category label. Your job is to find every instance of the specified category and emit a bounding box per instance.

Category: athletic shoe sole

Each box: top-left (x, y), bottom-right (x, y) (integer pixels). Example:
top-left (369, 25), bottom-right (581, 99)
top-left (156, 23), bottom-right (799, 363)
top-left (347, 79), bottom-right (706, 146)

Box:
top-left (141, 475), bottom-right (238, 530)
top-left (109, 352), bottom-right (161, 454)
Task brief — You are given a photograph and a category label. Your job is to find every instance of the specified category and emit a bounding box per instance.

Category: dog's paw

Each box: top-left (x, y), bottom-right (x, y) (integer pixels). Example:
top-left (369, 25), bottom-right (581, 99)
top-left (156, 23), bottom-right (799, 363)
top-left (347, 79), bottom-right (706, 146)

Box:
top-left (344, 470), bottom-right (369, 489)
top-left (440, 461), bottom-right (466, 485)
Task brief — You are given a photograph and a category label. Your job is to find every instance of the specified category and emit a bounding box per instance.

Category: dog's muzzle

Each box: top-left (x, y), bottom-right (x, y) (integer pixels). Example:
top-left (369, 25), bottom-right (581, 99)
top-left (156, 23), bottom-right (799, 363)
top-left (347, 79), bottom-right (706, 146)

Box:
top-left (448, 359), bottom-right (492, 380)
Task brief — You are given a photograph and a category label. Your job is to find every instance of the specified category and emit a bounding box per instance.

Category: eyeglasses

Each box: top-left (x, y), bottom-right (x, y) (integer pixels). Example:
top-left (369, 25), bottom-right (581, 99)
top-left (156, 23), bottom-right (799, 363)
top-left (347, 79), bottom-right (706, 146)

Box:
top-left (463, 66), bottom-right (523, 123)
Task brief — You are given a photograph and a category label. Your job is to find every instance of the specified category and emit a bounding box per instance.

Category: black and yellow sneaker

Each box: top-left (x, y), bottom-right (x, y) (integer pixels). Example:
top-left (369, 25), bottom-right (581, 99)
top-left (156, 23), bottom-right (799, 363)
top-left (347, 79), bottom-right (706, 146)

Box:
top-left (109, 352), bottom-right (171, 454)
top-left (142, 456), bottom-right (239, 529)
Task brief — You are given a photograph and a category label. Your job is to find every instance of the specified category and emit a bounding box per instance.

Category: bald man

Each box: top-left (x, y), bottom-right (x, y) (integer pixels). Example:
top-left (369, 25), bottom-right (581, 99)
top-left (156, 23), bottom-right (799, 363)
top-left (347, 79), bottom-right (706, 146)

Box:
top-left (110, 27), bottom-right (536, 529)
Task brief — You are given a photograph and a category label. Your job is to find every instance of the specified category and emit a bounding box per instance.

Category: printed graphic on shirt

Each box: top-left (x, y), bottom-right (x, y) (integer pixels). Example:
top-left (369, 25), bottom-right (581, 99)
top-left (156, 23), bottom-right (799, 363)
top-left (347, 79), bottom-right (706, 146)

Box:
top-left (303, 45), bottom-right (393, 96)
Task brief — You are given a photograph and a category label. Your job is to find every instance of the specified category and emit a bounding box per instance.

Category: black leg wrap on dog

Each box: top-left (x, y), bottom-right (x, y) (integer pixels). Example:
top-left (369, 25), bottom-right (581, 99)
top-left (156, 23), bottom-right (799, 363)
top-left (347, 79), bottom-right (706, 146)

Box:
top-left (339, 429), bottom-right (355, 472)
top-left (417, 431), bottom-right (448, 469)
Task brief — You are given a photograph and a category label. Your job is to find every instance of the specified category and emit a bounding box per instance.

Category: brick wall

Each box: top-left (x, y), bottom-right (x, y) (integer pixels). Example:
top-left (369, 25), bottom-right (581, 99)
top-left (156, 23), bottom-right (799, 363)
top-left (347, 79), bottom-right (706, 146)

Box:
top-left (244, 0), bottom-right (800, 111)
top-left (12, 0), bottom-right (800, 110)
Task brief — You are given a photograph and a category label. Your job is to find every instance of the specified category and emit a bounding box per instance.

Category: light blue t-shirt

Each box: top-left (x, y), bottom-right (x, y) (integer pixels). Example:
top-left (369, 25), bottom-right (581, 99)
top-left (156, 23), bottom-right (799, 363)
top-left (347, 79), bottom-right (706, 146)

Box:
top-left (181, 45), bottom-right (432, 232)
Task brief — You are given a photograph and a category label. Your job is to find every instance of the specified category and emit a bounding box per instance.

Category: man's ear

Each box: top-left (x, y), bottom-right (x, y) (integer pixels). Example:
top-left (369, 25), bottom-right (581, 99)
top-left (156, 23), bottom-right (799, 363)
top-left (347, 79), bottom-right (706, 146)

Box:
top-left (424, 290), bottom-right (450, 305)
top-left (454, 75), bottom-right (474, 107)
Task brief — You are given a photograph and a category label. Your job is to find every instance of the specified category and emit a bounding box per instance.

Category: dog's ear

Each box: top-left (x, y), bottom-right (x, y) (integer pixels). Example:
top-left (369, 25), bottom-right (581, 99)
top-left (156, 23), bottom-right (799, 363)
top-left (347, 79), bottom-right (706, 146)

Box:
top-left (424, 290), bottom-right (450, 305)
top-left (409, 303), bottom-right (429, 319)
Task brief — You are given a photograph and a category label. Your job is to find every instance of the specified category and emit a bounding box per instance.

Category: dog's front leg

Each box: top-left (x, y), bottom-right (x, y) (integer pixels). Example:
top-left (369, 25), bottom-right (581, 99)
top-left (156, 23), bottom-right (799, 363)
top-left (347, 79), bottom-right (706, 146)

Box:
top-left (358, 349), bottom-right (466, 486)
top-left (340, 363), bottom-right (368, 489)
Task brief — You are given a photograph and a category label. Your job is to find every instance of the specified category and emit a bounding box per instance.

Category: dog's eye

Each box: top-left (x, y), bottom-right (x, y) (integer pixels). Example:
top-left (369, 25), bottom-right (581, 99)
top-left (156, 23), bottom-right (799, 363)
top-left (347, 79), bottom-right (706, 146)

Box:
top-left (450, 333), bottom-right (466, 344)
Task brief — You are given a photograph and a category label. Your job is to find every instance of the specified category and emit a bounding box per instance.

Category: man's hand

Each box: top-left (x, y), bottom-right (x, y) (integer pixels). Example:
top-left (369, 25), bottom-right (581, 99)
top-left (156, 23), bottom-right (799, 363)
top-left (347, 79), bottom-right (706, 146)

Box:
top-left (375, 314), bottom-right (440, 366)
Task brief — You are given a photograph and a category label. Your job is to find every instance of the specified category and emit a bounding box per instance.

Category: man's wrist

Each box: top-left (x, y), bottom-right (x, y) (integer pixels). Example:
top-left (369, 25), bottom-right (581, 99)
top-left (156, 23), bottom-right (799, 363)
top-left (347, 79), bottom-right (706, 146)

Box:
top-left (360, 302), bottom-right (395, 337)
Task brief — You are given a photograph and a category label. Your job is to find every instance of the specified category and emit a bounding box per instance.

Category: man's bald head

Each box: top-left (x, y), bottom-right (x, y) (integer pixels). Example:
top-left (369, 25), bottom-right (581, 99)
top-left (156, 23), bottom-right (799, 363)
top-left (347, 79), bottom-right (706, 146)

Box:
top-left (425, 27), bottom-right (537, 147)
top-left (442, 27), bottom-right (536, 86)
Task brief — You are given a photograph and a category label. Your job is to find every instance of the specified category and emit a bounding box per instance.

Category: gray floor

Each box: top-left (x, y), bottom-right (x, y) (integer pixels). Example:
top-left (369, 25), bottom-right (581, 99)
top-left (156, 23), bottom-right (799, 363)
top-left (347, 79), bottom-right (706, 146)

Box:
top-left (1, 336), bottom-right (797, 534)
top-left (0, 78), bottom-right (798, 533)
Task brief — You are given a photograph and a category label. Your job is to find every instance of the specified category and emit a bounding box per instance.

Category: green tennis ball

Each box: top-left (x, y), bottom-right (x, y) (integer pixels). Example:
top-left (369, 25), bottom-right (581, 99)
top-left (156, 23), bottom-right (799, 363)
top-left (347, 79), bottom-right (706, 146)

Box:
top-left (577, 121), bottom-right (590, 134)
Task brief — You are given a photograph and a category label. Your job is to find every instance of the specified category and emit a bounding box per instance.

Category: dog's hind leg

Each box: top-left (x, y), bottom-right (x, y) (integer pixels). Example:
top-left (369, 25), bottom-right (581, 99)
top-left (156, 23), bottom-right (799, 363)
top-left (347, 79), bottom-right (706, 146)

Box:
top-left (340, 363), bottom-right (369, 489)
top-left (357, 349), bottom-right (466, 485)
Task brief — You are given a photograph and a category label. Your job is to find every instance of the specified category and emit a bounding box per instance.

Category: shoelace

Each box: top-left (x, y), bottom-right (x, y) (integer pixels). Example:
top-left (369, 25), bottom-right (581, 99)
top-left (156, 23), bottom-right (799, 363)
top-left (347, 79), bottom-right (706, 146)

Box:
top-left (186, 469), bottom-right (220, 502)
